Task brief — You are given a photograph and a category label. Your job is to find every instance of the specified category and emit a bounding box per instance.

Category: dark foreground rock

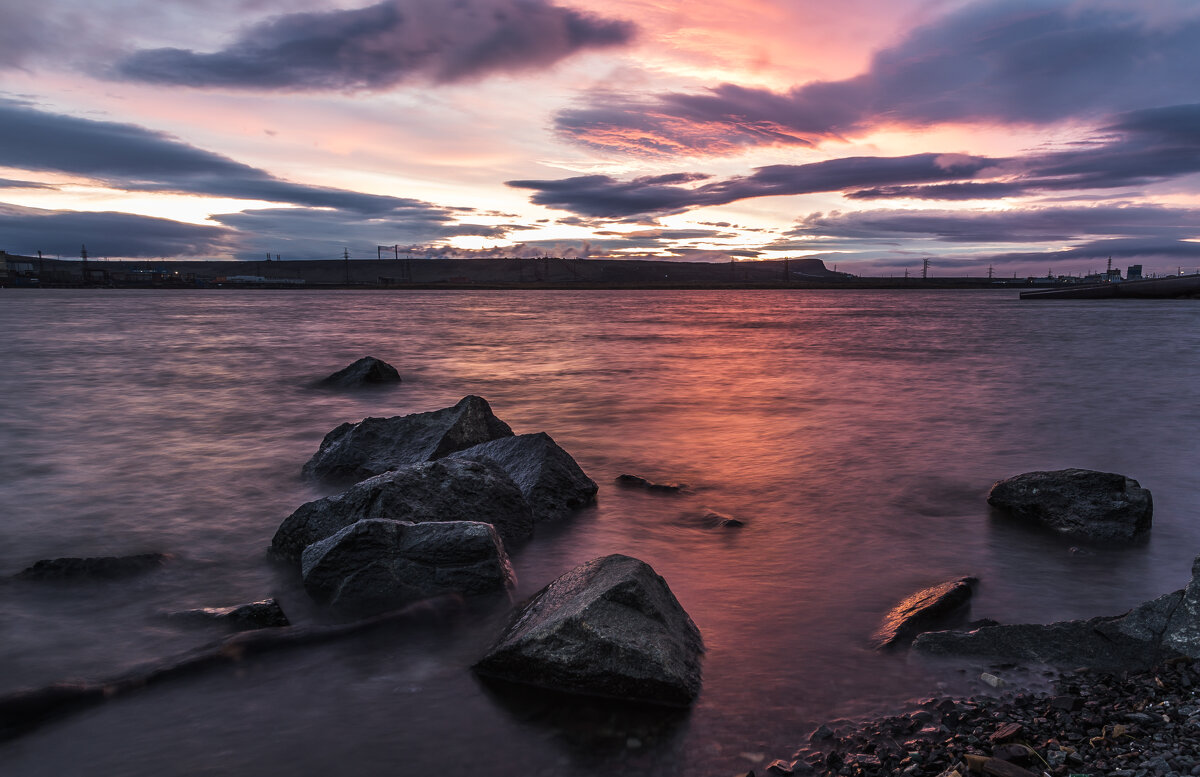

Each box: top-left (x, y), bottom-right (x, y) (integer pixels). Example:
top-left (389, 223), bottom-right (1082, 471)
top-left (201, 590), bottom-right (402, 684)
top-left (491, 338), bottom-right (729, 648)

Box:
top-left (615, 474), bottom-right (684, 493)
top-left (987, 468), bottom-right (1152, 541)
top-left (167, 599), bottom-right (290, 630)
top-left (451, 432), bottom-right (598, 522)
top-left (771, 657), bottom-right (1200, 777)
top-left (317, 356), bottom-right (401, 388)
top-left (301, 519), bottom-right (513, 614)
top-left (301, 395), bottom-right (514, 484)
top-left (474, 554), bottom-right (703, 707)
top-left (872, 577), bottom-right (977, 649)
top-left (915, 554), bottom-right (1200, 669)
top-left (272, 457), bottom-right (533, 562)
top-left (14, 553), bottom-right (170, 581)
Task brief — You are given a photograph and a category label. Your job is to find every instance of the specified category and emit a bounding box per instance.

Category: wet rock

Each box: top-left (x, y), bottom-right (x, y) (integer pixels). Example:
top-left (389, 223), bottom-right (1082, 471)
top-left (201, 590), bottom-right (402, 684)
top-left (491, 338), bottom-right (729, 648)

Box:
top-left (451, 432), bottom-right (597, 523)
top-left (615, 474), bottom-right (684, 493)
top-left (302, 395), bottom-right (514, 484)
top-left (987, 468), bottom-right (1152, 540)
top-left (272, 457), bottom-right (533, 562)
top-left (301, 519), bottom-right (513, 614)
top-left (168, 599), bottom-right (289, 630)
top-left (913, 614), bottom-right (1176, 671)
top-left (474, 554), bottom-right (703, 707)
top-left (872, 577), bottom-right (977, 649)
top-left (317, 356), bottom-right (401, 388)
top-left (14, 553), bottom-right (170, 581)
top-left (695, 511), bottom-right (745, 529)
top-left (809, 724), bottom-right (835, 743)
top-left (766, 758), bottom-right (797, 775)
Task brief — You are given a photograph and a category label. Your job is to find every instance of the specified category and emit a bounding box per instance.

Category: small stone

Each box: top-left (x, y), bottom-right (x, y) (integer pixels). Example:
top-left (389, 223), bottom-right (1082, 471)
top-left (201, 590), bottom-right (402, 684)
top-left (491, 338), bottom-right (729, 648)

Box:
top-left (981, 673), bottom-right (1007, 688)
top-left (766, 759), bottom-right (795, 775)
top-left (810, 724), bottom-right (835, 743)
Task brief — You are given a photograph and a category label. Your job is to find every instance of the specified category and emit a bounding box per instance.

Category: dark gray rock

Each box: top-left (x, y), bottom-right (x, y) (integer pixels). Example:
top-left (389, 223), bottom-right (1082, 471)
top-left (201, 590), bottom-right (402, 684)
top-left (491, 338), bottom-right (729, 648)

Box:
top-left (272, 457), bottom-right (533, 562)
top-left (301, 395), bottom-right (514, 484)
top-left (987, 468), bottom-right (1152, 540)
top-left (14, 553), bottom-right (169, 581)
top-left (694, 511), bottom-right (745, 529)
top-left (301, 519), bottom-right (513, 614)
top-left (473, 554), bottom-right (704, 707)
top-left (912, 614), bottom-right (1173, 671)
top-left (872, 577), bottom-right (977, 649)
top-left (451, 432), bottom-right (597, 522)
top-left (615, 474), bottom-right (683, 493)
top-left (169, 599), bottom-right (290, 630)
top-left (317, 356), bottom-right (401, 388)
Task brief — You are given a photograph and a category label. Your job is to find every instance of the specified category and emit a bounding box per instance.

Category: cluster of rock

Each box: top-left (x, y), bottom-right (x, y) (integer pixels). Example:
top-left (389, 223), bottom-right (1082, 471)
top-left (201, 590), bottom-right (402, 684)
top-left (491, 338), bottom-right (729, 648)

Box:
top-left (272, 395), bottom-right (599, 613)
top-left (270, 390), bottom-right (705, 707)
top-left (748, 658), bottom-right (1200, 777)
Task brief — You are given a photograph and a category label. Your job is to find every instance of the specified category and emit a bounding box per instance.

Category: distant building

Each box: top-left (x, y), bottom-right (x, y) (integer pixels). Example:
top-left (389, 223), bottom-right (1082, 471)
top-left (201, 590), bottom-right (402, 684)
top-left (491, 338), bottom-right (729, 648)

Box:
top-left (1127, 264), bottom-right (1143, 280)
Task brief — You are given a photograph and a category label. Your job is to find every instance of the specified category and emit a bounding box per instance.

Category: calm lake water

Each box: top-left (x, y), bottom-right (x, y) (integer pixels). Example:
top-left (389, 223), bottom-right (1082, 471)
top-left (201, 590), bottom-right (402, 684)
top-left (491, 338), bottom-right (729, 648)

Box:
top-left (1, 289), bottom-right (1198, 776)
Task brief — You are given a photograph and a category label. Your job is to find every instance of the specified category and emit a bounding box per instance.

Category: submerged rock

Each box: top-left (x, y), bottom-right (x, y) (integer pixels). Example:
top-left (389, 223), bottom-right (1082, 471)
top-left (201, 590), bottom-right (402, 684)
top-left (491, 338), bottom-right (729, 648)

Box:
top-left (987, 468), bottom-right (1152, 540)
top-left (474, 554), bottom-right (704, 707)
top-left (871, 577), bottom-right (977, 649)
top-left (301, 519), bottom-right (513, 614)
top-left (14, 553), bottom-right (170, 581)
top-left (451, 432), bottom-right (597, 522)
top-left (168, 599), bottom-right (290, 630)
top-left (272, 457), bottom-right (533, 562)
top-left (317, 356), bottom-right (401, 388)
top-left (694, 511), bottom-right (745, 529)
top-left (615, 474), bottom-right (684, 493)
top-left (301, 395), bottom-right (514, 484)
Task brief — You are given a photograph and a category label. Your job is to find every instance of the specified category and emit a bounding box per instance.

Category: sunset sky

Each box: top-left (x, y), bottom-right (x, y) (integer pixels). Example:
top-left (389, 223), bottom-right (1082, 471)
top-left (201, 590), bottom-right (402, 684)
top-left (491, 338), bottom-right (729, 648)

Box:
top-left (2, 0), bottom-right (1199, 276)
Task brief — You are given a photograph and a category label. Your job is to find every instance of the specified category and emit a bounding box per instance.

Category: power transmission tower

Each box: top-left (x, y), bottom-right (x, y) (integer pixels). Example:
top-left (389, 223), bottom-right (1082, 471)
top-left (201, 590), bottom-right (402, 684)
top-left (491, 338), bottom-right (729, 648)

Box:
top-left (922, 258), bottom-right (930, 279)
top-left (343, 247), bottom-right (350, 286)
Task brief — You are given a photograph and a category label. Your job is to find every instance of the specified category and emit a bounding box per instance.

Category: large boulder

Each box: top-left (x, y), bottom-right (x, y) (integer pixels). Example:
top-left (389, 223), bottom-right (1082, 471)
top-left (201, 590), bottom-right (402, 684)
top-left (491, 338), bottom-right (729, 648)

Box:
top-left (987, 468), bottom-right (1152, 540)
top-left (301, 395), bottom-right (514, 484)
top-left (317, 356), bottom-right (401, 388)
top-left (272, 457), bottom-right (533, 562)
top-left (913, 554), bottom-right (1200, 670)
top-left (473, 554), bottom-right (704, 707)
top-left (451, 433), bottom-right (597, 523)
top-left (301, 519), bottom-right (514, 614)
top-left (871, 577), bottom-right (977, 649)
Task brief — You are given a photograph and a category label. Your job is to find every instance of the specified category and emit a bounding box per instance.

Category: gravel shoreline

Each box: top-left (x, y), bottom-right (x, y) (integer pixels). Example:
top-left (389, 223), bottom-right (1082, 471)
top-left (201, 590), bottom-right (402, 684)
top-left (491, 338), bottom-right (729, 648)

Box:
top-left (750, 658), bottom-right (1200, 777)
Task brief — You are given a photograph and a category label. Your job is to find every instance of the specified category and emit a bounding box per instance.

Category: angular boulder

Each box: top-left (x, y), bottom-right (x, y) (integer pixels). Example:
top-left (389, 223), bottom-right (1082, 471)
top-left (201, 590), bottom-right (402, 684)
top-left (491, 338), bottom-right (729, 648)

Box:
top-left (301, 519), bottom-right (514, 614)
top-left (871, 577), bottom-right (977, 649)
top-left (14, 553), bottom-right (170, 581)
top-left (301, 395), bottom-right (514, 484)
top-left (451, 432), bottom-right (597, 523)
top-left (317, 356), bottom-right (401, 388)
top-left (272, 457), bottom-right (533, 562)
top-left (169, 599), bottom-right (290, 630)
top-left (987, 468), bottom-right (1152, 540)
top-left (473, 554), bottom-right (704, 707)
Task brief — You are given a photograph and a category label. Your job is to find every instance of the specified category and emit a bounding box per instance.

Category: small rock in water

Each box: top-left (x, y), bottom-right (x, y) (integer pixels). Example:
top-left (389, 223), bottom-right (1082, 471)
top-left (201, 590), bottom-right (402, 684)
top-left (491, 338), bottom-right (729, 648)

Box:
top-left (615, 474), bottom-right (684, 493)
top-left (980, 672), bottom-right (1006, 688)
top-left (699, 511), bottom-right (745, 529)
top-left (317, 356), bottom-right (401, 388)
top-left (14, 553), bottom-right (170, 581)
top-left (168, 599), bottom-right (290, 630)
top-left (871, 577), bottom-right (977, 649)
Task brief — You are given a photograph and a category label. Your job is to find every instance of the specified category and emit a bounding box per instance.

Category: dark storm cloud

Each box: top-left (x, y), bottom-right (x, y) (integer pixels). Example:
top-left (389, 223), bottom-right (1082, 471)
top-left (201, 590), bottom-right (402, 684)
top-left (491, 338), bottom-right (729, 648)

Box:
top-left (517, 103), bottom-right (1200, 218)
top-left (0, 178), bottom-right (56, 190)
top-left (117, 0), bottom-right (635, 90)
top-left (509, 153), bottom-right (996, 218)
top-left (786, 205), bottom-right (1200, 244)
top-left (0, 98), bottom-right (475, 221)
top-left (0, 203), bottom-right (233, 257)
top-left (557, 1), bottom-right (1200, 154)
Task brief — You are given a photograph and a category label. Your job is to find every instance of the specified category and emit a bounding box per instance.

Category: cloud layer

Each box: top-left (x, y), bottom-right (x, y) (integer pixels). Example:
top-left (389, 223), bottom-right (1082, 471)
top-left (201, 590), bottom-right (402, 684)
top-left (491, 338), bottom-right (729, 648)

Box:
top-left (557, 1), bottom-right (1200, 155)
top-left (117, 0), bottom-right (634, 90)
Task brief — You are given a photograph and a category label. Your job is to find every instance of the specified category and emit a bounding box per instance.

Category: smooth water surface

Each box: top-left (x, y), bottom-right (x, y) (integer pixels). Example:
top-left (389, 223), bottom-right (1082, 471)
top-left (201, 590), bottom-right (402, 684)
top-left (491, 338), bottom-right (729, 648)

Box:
top-left (1, 289), bottom-right (1197, 776)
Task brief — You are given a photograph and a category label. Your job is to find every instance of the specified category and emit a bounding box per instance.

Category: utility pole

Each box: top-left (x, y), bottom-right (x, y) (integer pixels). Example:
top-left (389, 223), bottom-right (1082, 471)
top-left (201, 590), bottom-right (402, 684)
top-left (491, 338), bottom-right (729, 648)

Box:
top-left (988, 264), bottom-right (994, 279)
top-left (343, 247), bottom-right (350, 286)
